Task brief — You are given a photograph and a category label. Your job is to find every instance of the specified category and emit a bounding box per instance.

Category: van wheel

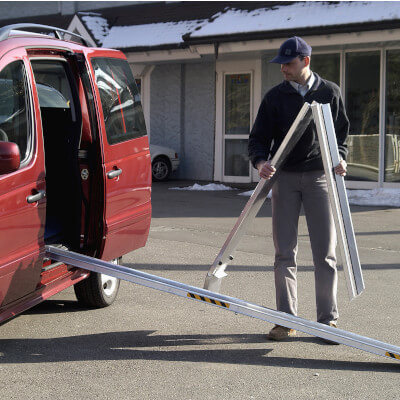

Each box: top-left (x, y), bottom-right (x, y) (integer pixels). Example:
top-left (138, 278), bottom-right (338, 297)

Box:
top-left (152, 156), bottom-right (171, 181)
top-left (74, 258), bottom-right (121, 308)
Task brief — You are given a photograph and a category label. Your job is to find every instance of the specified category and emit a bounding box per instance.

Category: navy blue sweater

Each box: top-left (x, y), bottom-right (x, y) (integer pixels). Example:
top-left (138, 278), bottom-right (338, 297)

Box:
top-left (248, 73), bottom-right (349, 172)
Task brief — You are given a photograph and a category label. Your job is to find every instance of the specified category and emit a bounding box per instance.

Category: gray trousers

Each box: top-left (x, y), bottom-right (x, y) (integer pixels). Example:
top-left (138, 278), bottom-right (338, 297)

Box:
top-left (271, 170), bottom-right (338, 325)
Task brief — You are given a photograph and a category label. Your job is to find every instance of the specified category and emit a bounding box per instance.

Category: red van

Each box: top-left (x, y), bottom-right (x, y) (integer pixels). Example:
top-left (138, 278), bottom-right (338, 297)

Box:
top-left (0, 24), bottom-right (152, 323)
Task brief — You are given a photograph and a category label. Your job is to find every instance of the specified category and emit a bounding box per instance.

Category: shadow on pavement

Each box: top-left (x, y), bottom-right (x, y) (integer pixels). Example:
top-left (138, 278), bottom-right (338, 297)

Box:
top-left (123, 263), bottom-right (400, 272)
top-left (0, 330), bottom-right (398, 371)
top-left (23, 300), bottom-right (92, 315)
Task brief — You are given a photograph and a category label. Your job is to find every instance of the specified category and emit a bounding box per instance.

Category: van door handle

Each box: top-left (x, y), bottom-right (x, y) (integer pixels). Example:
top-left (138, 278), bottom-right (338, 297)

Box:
top-left (107, 168), bottom-right (122, 179)
top-left (27, 190), bottom-right (46, 204)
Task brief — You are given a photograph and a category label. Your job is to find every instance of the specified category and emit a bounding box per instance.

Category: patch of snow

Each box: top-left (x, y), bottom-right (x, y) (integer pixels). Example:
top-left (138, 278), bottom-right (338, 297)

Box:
top-left (239, 187), bottom-right (400, 207)
top-left (102, 20), bottom-right (205, 49)
top-left (81, 15), bottom-right (110, 45)
top-left (190, 2), bottom-right (400, 38)
top-left (347, 188), bottom-right (400, 207)
top-left (169, 183), bottom-right (237, 191)
top-left (78, 12), bottom-right (102, 17)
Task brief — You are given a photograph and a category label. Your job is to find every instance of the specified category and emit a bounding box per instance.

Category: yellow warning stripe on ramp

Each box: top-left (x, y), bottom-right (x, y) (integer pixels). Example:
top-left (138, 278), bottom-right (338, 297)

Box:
top-left (386, 352), bottom-right (400, 360)
top-left (187, 292), bottom-right (229, 308)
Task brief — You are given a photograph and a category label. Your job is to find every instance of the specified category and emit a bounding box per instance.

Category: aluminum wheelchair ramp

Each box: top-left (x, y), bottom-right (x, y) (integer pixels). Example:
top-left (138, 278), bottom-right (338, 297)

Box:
top-left (46, 245), bottom-right (400, 362)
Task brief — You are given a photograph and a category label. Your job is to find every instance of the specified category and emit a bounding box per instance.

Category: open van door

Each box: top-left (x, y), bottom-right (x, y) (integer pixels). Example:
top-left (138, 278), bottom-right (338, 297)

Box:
top-left (86, 51), bottom-right (151, 261)
top-left (0, 48), bottom-right (46, 306)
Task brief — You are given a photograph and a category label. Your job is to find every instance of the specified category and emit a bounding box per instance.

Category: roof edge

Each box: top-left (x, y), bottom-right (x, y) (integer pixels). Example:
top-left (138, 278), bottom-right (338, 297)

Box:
top-left (69, 14), bottom-right (98, 47)
top-left (112, 42), bottom-right (191, 53)
top-left (182, 20), bottom-right (400, 46)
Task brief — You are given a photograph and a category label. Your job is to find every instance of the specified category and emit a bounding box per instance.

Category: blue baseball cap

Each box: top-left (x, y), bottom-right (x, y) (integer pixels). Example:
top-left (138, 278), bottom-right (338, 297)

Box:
top-left (270, 36), bottom-right (312, 64)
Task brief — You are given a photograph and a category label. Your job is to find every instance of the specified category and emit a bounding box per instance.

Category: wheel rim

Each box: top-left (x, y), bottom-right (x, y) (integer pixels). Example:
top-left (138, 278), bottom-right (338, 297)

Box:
top-left (101, 259), bottom-right (119, 297)
top-left (152, 160), bottom-right (168, 180)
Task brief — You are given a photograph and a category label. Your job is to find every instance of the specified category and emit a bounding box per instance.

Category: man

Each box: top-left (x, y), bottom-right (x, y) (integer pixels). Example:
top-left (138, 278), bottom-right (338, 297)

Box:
top-left (248, 36), bottom-right (349, 341)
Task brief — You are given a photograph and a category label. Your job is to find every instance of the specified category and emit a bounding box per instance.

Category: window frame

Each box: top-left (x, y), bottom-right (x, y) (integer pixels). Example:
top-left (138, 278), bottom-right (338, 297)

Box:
top-left (344, 49), bottom-right (382, 183)
top-left (310, 51), bottom-right (341, 87)
top-left (312, 48), bottom-right (389, 188)
top-left (312, 45), bottom-right (400, 187)
top-left (222, 70), bottom-right (253, 181)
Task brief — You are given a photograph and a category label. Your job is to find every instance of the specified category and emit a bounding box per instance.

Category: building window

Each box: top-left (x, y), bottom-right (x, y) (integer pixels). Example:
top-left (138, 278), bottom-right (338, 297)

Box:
top-left (385, 50), bottom-right (400, 183)
top-left (311, 53), bottom-right (340, 85)
top-left (224, 73), bottom-right (251, 177)
top-left (225, 74), bottom-right (251, 135)
top-left (135, 78), bottom-right (142, 97)
top-left (224, 139), bottom-right (249, 176)
top-left (345, 51), bottom-right (380, 182)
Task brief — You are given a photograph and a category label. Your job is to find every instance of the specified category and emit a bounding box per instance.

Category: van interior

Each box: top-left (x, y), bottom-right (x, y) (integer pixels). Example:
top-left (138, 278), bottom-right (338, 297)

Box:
top-left (31, 59), bottom-right (83, 251)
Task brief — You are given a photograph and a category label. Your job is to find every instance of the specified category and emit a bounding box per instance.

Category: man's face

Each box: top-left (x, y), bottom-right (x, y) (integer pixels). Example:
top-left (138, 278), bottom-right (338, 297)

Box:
top-left (281, 56), bottom-right (307, 82)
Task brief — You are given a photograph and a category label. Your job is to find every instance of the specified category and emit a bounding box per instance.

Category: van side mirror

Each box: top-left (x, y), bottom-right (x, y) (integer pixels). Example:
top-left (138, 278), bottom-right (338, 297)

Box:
top-left (0, 141), bottom-right (20, 174)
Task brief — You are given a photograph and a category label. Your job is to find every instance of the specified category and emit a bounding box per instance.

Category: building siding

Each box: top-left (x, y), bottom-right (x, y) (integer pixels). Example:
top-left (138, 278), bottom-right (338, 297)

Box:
top-left (183, 62), bottom-right (215, 180)
top-left (150, 62), bottom-right (215, 180)
top-left (150, 63), bottom-right (182, 157)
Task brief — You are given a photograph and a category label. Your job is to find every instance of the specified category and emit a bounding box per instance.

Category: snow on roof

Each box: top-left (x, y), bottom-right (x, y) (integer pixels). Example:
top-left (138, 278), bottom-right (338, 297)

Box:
top-left (80, 14), bottom-right (110, 45)
top-left (102, 19), bottom-right (205, 49)
top-left (80, 1), bottom-right (400, 49)
top-left (190, 1), bottom-right (400, 39)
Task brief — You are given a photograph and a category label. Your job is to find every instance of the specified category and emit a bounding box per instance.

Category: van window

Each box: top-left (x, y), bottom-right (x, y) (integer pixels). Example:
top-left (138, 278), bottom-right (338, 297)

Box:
top-left (31, 60), bottom-right (76, 121)
top-left (0, 61), bottom-right (31, 163)
top-left (36, 83), bottom-right (70, 108)
top-left (91, 58), bottom-right (146, 144)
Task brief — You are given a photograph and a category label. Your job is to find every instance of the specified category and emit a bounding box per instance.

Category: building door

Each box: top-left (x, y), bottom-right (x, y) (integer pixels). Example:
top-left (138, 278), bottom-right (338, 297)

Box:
top-left (214, 59), bottom-right (261, 183)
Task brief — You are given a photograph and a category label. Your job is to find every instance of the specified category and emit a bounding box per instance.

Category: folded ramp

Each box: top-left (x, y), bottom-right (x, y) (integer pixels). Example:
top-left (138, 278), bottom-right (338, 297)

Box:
top-left (311, 102), bottom-right (365, 298)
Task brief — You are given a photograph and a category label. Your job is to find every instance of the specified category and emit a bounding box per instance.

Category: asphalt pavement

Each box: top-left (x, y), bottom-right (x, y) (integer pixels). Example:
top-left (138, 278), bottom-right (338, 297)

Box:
top-left (0, 180), bottom-right (399, 399)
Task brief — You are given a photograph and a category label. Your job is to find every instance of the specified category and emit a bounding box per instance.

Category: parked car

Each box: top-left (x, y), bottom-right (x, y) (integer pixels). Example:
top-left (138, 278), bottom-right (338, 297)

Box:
top-left (0, 24), bottom-right (152, 323)
top-left (150, 144), bottom-right (179, 181)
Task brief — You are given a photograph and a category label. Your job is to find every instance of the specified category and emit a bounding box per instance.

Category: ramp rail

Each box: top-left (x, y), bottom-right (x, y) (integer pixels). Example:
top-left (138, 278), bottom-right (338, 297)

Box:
top-left (46, 245), bottom-right (400, 362)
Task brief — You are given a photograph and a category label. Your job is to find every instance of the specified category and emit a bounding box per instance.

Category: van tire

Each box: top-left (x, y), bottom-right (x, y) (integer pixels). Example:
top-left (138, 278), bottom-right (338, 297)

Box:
top-left (74, 258), bottom-right (121, 308)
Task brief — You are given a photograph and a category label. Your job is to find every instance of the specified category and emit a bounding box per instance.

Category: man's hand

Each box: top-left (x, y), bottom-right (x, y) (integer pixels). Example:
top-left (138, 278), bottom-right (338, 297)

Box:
top-left (334, 159), bottom-right (347, 176)
top-left (257, 160), bottom-right (276, 179)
